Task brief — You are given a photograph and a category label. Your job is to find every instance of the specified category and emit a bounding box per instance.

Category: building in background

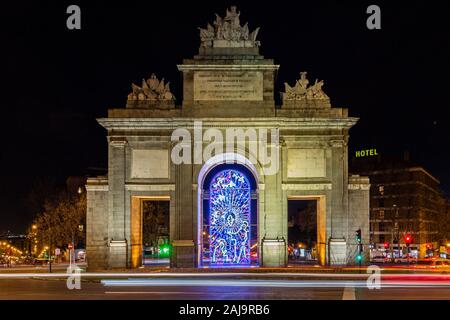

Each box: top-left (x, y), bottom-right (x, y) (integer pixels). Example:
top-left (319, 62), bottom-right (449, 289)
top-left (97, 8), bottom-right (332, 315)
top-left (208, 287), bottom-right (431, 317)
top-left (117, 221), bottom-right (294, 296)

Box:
top-left (445, 199), bottom-right (450, 258)
top-left (352, 153), bottom-right (448, 259)
top-left (66, 168), bottom-right (107, 195)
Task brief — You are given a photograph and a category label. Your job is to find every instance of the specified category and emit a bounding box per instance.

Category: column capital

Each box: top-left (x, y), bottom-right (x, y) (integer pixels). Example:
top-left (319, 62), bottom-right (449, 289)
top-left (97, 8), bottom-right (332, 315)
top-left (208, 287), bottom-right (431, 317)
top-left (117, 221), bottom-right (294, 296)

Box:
top-left (329, 139), bottom-right (346, 148)
top-left (109, 138), bottom-right (128, 147)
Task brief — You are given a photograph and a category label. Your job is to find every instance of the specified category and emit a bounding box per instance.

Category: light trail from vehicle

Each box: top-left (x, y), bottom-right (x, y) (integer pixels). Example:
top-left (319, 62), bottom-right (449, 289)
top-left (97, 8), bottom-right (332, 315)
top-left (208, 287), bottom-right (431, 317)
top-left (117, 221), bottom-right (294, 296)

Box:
top-left (0, 272), bottom-right (450, 279)
top-left (100, 278), bottom-right (450, 288)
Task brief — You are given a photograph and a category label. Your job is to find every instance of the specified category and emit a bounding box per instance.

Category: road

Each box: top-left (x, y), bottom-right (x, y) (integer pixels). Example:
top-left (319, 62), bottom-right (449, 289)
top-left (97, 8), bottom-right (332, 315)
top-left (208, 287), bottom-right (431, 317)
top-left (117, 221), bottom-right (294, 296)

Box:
top-left (0, 273), bottom-right (450, 300)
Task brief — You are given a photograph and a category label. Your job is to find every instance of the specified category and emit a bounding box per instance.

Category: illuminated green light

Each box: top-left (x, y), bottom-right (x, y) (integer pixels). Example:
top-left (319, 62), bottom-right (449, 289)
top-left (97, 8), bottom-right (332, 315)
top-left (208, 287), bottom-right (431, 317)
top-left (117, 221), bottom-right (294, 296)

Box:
top-left (356, 254), bottom-right (362, 261)
top-left (159, 244), bottom-right (171, 257)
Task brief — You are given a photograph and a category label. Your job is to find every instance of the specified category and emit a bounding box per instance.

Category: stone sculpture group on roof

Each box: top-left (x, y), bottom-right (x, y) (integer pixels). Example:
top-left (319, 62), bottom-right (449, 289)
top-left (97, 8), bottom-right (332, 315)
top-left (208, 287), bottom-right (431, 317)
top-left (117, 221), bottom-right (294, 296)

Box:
top-left (198, 6), bottom-right (260, 47)
top-left (127, 73), bottom-right (175, 101)
top-left (282, 72), bottom-right (329, 101)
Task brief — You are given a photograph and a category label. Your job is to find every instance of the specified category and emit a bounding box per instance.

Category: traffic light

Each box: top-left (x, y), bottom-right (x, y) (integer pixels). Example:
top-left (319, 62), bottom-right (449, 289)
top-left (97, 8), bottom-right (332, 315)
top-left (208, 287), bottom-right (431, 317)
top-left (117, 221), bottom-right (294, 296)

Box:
top-left (404, 233), bottom-right (412, 245)
top-left (159, 244), bottom-right (171, 257)
top-left (384, 241), bottom-right (389, 249)
top-left (355, 229), bottom-right (363, 265)
top-left (355, 229), bottom-right (362, 243)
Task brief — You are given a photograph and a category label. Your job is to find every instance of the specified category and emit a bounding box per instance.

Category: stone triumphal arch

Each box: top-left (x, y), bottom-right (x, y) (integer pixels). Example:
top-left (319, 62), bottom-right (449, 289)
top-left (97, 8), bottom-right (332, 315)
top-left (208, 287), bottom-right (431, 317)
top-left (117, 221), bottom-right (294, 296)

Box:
top-left (86, 7), bottom-right (370, 269)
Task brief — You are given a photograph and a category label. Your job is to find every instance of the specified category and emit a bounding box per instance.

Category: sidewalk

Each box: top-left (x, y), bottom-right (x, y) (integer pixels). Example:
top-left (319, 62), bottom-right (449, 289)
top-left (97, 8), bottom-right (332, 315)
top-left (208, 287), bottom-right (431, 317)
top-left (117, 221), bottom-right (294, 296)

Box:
top-left (86, 264), bottom-right (442, 275)
top-left (0, 262), bottom-right (87, 273)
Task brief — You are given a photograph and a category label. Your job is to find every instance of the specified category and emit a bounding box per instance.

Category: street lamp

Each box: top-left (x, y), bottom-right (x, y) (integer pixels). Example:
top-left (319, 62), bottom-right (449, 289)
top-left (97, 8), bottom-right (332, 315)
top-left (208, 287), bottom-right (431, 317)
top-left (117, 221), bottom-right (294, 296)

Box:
top-left (390, 204), bottom-right (399, 262)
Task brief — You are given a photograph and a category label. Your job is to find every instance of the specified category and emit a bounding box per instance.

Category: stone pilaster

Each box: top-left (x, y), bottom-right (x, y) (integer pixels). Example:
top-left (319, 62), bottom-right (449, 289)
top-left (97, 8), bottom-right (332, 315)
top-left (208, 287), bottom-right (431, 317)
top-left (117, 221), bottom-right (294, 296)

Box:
top-left (171, 162), bottom-right (195, 267)
top-left (328, 138), bottom-right (349, 265)
top-left (261, 145), bottom-right (285, 267)
top-left (107, 138), bottom-right (128, 268)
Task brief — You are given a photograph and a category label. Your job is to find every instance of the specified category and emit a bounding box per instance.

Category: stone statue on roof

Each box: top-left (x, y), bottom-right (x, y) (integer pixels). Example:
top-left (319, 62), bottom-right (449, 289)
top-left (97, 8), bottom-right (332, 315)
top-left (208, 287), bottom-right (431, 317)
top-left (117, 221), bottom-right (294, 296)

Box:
top-left (198, 6), bottom-right (260, 47)
top-left (127, 73), bottom-right (175, 101)
top-left (282, 72), bottom-right (329, 101)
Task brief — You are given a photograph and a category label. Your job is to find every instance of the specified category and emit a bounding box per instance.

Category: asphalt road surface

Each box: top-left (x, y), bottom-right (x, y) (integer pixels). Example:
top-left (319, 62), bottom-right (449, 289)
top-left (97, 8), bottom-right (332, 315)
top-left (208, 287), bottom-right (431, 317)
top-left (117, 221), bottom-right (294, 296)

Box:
top-left (0, 277), bottom-right (449, 300)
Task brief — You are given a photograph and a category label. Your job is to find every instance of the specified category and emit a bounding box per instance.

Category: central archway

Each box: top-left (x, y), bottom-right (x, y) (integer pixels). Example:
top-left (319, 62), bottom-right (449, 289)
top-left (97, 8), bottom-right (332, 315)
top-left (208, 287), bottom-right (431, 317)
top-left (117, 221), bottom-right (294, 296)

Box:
top-left (198, 154), bottom-right (259, 267)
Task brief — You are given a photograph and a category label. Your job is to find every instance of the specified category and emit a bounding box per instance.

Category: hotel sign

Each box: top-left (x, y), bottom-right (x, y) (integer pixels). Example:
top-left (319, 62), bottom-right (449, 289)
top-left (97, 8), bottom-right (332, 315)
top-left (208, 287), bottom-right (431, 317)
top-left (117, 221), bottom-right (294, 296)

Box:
top-left (355, 149), bottom-right (378, 158)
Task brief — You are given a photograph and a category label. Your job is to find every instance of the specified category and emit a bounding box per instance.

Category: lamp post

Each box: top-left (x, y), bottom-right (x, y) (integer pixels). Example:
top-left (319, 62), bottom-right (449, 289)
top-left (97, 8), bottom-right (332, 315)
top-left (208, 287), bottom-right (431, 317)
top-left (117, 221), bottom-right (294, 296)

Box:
top-left (31, 224), bottom-right (37, 259)
top-left (78, 224), bottom-right (84, 255)
top-left (390, 204), bottom-right (396, 262)
top-left (68, 242), bottom-right (74, 267)
top-left (49, 242), bottom-right (52, 273)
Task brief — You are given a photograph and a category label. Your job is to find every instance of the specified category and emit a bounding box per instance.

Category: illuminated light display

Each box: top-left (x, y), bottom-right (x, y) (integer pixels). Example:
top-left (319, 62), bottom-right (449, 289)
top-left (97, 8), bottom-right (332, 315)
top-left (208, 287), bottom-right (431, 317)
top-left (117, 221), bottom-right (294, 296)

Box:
top-left (209, 169), bottom-right (251, 265)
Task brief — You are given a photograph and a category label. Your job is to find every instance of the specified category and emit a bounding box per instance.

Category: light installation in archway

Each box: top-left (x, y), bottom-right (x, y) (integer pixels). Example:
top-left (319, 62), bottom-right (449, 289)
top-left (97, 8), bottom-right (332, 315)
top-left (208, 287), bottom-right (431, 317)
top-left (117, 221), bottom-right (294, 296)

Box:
top-left (209, 169), bottom-right (251, 265)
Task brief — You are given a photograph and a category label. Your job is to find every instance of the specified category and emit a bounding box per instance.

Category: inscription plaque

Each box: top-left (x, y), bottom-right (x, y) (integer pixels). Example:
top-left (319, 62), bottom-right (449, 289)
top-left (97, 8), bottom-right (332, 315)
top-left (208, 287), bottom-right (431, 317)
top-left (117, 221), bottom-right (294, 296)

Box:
top-left (194, 71), bottom-right (263, 101)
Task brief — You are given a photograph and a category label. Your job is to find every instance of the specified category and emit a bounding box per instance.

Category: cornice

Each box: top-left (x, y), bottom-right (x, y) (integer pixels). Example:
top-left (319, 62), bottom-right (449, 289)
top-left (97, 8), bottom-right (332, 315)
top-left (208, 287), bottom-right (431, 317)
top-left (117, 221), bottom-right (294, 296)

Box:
top-left (97, 117), bottom-right (359, 131)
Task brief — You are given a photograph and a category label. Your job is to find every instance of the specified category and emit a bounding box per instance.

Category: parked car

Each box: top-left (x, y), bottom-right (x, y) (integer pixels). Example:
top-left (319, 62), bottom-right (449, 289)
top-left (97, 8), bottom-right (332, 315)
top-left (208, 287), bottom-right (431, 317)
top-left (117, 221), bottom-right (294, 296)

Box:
top-left (33, 258), bottom-right (49, 265)
top-left (371, 256), bottom-right (389, 263)
top-left (393, 256), bottom-right (418, 264)
top-left (415, 258), bottom-right (450, 270)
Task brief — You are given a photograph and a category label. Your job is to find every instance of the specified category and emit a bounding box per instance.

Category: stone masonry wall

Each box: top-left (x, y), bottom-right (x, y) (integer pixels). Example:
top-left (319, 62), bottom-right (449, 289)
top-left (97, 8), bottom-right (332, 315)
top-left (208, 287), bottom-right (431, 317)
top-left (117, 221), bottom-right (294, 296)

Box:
top-left (86, 182), bottom-right (109, 270)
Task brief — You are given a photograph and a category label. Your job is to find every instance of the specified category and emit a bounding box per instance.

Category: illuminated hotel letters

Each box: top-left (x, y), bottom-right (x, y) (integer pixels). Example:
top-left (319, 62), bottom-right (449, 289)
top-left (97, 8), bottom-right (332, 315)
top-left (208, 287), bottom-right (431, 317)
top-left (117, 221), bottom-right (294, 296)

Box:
top-left (355, 149), bottom-right (378, 158)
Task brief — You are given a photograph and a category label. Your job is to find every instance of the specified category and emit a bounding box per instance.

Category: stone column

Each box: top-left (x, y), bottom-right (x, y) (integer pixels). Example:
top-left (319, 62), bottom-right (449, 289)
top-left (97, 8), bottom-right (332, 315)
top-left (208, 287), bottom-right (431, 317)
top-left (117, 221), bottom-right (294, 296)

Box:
top-left (107, 139), bottom-right (128, 268)
top-left (328, 138), bottom-right (349, 265)
top-left (261, 143), bottom-right (285, 267)
top-left (171, 162), bottom-right (195, 267)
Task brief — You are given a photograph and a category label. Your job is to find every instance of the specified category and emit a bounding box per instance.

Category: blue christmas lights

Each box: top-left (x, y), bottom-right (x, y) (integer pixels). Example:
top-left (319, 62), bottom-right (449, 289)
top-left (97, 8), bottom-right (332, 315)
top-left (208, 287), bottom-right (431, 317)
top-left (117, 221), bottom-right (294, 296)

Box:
top-left (209, 169), bottom-right (251, 265)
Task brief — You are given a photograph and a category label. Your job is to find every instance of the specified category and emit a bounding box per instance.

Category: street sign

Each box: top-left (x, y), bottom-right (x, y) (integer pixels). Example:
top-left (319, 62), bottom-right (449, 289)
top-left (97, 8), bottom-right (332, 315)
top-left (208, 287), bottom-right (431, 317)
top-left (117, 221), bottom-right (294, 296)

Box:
top-left (55, 248), bottom-right (61, 256)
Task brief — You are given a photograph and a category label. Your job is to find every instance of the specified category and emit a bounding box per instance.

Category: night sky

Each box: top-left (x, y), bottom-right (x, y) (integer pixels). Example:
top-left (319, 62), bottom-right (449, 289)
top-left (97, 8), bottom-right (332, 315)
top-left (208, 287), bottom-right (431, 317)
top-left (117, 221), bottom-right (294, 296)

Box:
top-left (1, 1), bottom-right (449, 232)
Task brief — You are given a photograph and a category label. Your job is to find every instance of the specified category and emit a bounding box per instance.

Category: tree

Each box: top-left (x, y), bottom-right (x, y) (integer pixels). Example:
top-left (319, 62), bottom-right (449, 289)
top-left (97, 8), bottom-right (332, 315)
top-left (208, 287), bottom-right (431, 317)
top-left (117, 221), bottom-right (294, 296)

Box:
top-left (33, 190), bottom-right (86, 253)
top-left (142, 201), bottom-right (169, 247)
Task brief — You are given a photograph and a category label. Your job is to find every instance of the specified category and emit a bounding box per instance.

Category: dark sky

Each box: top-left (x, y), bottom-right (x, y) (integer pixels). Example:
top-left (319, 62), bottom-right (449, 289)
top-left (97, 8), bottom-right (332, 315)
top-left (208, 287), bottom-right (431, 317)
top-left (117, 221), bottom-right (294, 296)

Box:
top-left (1, 1), bottom-right (449, 232)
